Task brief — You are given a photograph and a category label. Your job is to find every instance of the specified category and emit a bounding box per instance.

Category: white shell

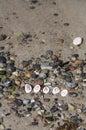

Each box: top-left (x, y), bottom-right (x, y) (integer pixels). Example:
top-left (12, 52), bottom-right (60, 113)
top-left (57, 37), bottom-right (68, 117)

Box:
top-left (73, 37), bottom-right (82, 46)
top-left (52, 87), bottom-right (60, 95)
top-left (25, 84), bottom-right (32, 93)
top-left (33, 85), bottom-right (41, 93)
top-left (61, 89), bottom-right (68, 97)
top-left (43, 87), bottom-right (49, 94)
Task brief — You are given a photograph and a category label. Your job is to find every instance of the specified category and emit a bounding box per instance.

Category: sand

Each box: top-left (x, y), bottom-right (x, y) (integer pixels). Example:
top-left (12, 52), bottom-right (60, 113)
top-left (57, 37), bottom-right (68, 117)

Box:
top-left (0, 0), bottom-right (86, 130)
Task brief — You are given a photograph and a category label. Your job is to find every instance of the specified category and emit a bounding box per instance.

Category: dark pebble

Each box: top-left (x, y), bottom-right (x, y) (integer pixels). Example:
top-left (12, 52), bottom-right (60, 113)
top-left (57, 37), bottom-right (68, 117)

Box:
top-left (1, 78), bottom-right (12, 87)
top-left (53, 13), bottom-right (58, 16)
top-left (50, 106), bottom-right (58, 113)
top-left (0, 34), bottom-right (7, 41)
top-left (33, 64), bottom-right (41, 70)
top-left (13, 99), bottom-right (23, 108)
top-left (5, 113), bottom-right (11, 116)
top-left (0, 56), bottom-right (6, 63)
top-left (69, 92), bottom-right (78, 97)
top-left (57, 104), bottom-right (68, 111)
top-left (0, 102), bottom-right (2, 107)
top-left (0, 71), bottom-right (6, 75)
top-left (22, 60), bottom-right (30, 68)
top-left (43, 98), bottom-right (50, 102)
top-left (71, 116), bottom-right (83, 124)
top-left (0, 46), bottom-right (5, 51)
top-left (31, 0), bottom-right (38, 4)
top-left (64, 23), bottom-right (70, 26)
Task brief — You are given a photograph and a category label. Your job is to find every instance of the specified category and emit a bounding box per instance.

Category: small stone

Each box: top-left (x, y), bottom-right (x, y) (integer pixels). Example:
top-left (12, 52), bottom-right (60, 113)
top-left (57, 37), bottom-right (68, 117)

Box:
top-left (15, 79), bottom-right (21, 86)
top-left (25, 84), bottom-right (32, 93)
top-left (68, 103), bottom-right (75, 110)
top-left (31, 0), bottom-right (38, 4)
top-left (60, 89), bottom-right (68, 97)
top-left (43, 87), bottom-right (49, 94)
top-left (0, 34), bottom-right (7, 41)
top-left (33, 85), bottom-right (41, 93)
top-left (0, 124), bottom-right (5, 130)
top-left (73, 37), bottom-right (83, 46)
top-left (57, 38), bottom-right (64, 44)
top-left (64, 23), bottom-right (70, 26)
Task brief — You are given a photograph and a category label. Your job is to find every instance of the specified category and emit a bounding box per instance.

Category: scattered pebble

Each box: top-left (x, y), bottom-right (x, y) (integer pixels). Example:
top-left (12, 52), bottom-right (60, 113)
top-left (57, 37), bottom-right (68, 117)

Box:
top-left (73, 37), bottom-right (83, 46)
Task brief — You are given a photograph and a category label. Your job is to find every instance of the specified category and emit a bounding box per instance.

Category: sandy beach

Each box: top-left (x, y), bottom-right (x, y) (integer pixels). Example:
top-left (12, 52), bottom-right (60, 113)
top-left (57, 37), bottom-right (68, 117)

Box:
top-left (0, 0), bottom-right (86, 130)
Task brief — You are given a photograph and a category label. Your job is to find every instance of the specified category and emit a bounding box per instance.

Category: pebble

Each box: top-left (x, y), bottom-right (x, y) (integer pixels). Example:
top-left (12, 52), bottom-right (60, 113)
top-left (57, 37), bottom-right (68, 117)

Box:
top-left (0, 34), bottom-right (7, 41)
top-left (73, 37), bottom-right (83, 46)
top-left (0, 49), bottom-right (86, 129)
top-left (25, 84), bottom-right (32, 93)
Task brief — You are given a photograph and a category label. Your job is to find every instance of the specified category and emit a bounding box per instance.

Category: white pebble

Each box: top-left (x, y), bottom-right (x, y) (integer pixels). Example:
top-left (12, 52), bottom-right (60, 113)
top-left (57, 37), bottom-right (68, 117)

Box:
top-left (73, 37), bottom-right (82, 46)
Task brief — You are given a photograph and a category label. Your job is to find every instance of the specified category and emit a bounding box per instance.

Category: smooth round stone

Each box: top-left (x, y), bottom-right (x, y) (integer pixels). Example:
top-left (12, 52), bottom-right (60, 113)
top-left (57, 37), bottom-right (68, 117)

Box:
top-left (39, 73), bottom-right (47, 79)
top-left (43, 87), bottom-right (49, 94)
top-left (52, 87), bottom-right (60, 95)
top-left (73, 37), bottom-right (82, 46)
top-left (60, 89), bottom-right (68, 97)
top-left (23, 99), bottom-right (30, 105)
top-left (33, 85), bottom-right (41, 93)
top-left (25, 84), bottom-right (32, 93)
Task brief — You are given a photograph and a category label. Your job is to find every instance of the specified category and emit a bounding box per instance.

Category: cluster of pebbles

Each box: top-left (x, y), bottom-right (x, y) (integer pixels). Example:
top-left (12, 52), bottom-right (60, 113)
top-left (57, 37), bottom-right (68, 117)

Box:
top-left (0, 47), bottom-right (86, 130)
